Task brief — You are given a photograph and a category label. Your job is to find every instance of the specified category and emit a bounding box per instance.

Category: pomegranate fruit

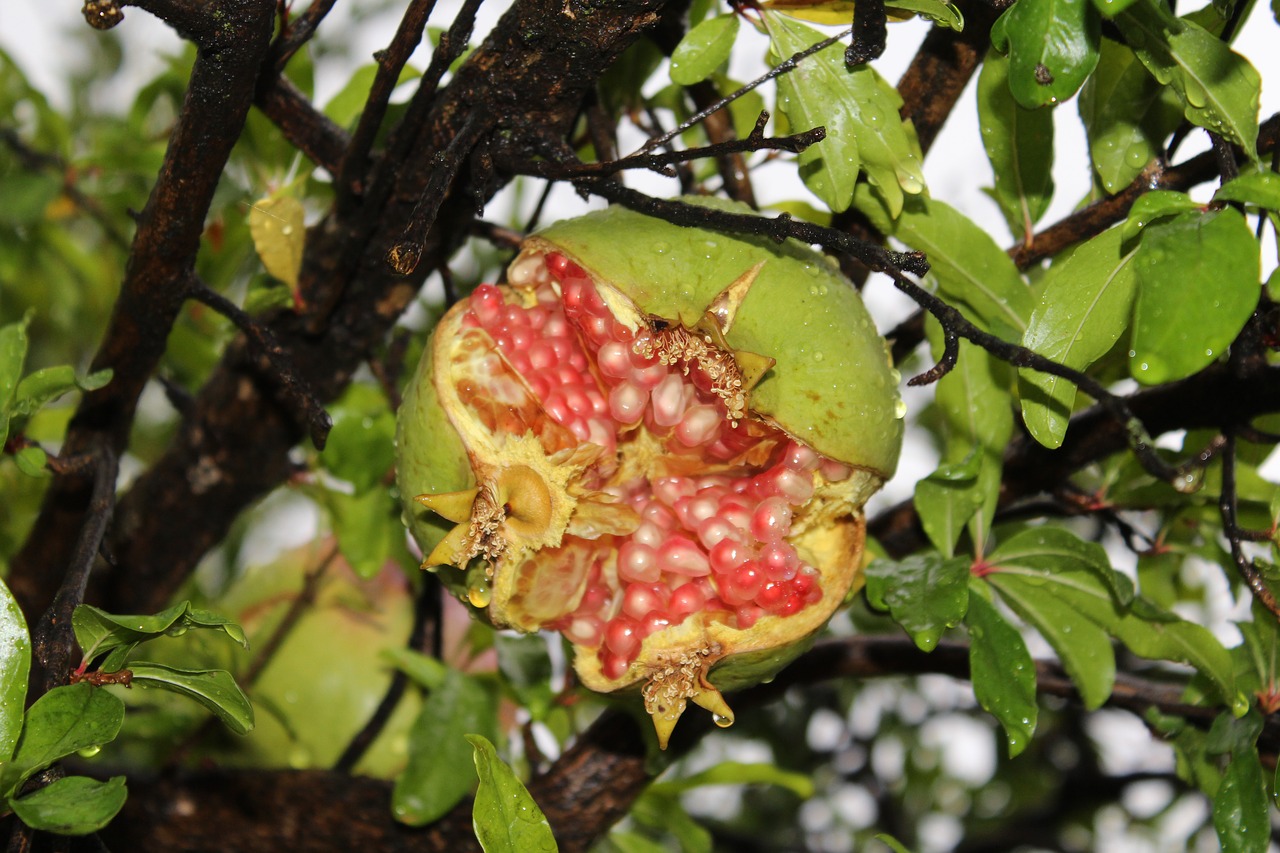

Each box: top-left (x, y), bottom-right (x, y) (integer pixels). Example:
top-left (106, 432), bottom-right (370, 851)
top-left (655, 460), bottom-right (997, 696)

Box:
top-left (397, 200), bottom-right (902, 747)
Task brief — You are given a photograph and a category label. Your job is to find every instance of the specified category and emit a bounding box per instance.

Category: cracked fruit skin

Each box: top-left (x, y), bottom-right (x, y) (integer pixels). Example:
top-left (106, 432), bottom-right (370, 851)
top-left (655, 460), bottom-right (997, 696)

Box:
top-left (396, 200), bottom-right (902, 747)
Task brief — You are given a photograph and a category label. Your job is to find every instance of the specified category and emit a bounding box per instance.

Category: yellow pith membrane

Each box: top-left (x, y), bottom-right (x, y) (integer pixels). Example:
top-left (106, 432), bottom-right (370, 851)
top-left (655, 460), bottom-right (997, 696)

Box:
top-left (416, 249), bottom-right (882, 747)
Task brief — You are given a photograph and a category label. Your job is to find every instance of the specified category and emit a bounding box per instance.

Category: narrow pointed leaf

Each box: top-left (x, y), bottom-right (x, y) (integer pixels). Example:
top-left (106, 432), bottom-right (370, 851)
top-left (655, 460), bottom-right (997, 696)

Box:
top-left (766, 12), bottom-right (926, 215)
top-left (1019, 227), bottom-right (1139, 448)
top-left (8, 775), bottom-right (127, 835)
top-left (1116, 0), bottom-right (1261, 157)
top-left (670, 14), bottom-right (739, 86)
top-left (73, 601), bottom-right (248, 664)
top-left (977, 53), bottom-right (1055, 242)
top-left (1214, 171), bottom-right (1280, 210)
top-left (913, 448), bottom-right (981, 557)
top-left (1119, 189), bottom-right (1200, 241)
top-left (394, 669), bottom-right (497, 826)
top-left (466, 734), bottom-right (557, 853)
top-left (1213, 749), bottom-right (1268, 853)
top-left (127, 662), bottom-right (255, 735)
top-left (0, 578), bottom-right (31, 763)
top-left (967, 588), bottom-right (1037, 756)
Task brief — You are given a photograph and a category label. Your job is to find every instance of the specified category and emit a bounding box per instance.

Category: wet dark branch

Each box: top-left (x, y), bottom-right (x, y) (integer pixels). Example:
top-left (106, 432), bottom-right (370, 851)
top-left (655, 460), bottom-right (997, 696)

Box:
top-left (579, 180), bottom-right (930, 276)
top-left (871, 361), bottom-right (1280, 557)
top-left (186, 280), bottom-right (332, 448)
top-left (523, 113), bottom-right (822, 180)
top-left (336, 0), bottom-right (441, 209)
top-left (102, 633), bottom-right (1236, 851)
top-left (9, 0), bottom-right (278, 623)
top-left (31, 440), bottom-right (118, 696)
top-left (845, 0), bottom-right (887, 66)
top-left (255, 76), bottom-right (350, 175)
top-left (1219, 433), bottom-right (1280, 622)
top-left (268, 0), bottom-right (339, 74)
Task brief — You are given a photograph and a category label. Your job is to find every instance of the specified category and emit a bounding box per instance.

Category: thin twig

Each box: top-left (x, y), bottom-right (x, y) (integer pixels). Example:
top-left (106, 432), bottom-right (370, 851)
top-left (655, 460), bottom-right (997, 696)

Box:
top-left (337, 0), bottom-right (441, 210)
top-left (269, 0), bottom-right (339, 74)
top-left (637, 27), bottom-right (854, 155)
top-left (1219, 432), bottom-right (1280, 621)
top-left (33, 439), bottom-right (118, 695)
top-left (186, 278), bottom-right (333, 449)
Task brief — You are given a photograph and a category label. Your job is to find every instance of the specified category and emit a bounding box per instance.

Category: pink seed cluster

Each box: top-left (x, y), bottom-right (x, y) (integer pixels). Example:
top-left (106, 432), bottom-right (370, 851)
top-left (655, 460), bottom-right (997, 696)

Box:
top-left (461, 253), bottom-right (843, 681)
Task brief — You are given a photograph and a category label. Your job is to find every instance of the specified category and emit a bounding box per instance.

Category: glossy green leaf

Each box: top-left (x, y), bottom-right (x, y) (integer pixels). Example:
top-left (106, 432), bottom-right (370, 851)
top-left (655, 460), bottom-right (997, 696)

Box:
top-left (394, 669), bottom-right (497, 826)
top-left (885, 0), bottom-right (963, 28)
top-left (0, 578), bottom-right (31, 763)
top-left (9, 366), bottom-right (111, 420)
top-left (1113, 602), bottom-right (1244, 712)
top-left (1019, 227), bottom-right (1139, 448)
top-left (862, 192), bottom-right (1031, 339)
top-left (913, 448), bottom-right (981, 557)
top-left (986, 526), bottom-right (1128, 601)
top-left (466, 734), bottom-right (557, 853)
top-left (977, 53), bottom-right (1055, 242)
top-left (322, 383), bottom-right (397, 491)
top-left (966, 587), bottom-right (1037, 756)
top-left (670, 14), bottom-right (739, 86)
top-left (865, 554), bottom-right (971, 651)
top-left (650, 762), bottom-right (815, 798)
top-left (1214, 171), bottom-right (1280, 210)
top-left (761, 0), bottom-right (962, 31)
top-left (1079, 36), bottom-right (1181, 192)
top-left (985, 575), bottom-right (1115, 710)
top-left (2, 684), bottom-right (124, 796)
top-left (0, 311), bottom-right (32, 446)
top-left (7, 775), bottom-right (127, 835)
top-left (990, 0), bottom-right (1100, 108)
top-left (73, 601), bottom-right (248, 664)
top-left (1130, 208), bottom-right (1259, 385)
top-left (1213, 749), bottom-right (1268, 853)
top-left (128, 662), bottom-right (255, 735)
top-left (1116, 0), bottom-right (1261, 158)
top-left (765, 12), bottom-right (926, 216)
top-left (1091, 0), bottom-right (1140, 16)
top-left (1119, 189), bottom-right (1200, 241)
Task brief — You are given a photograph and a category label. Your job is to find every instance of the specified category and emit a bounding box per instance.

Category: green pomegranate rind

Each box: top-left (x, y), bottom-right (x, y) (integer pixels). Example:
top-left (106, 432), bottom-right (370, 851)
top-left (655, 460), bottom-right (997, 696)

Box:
top-left (396, 344), bottom-right (473, 558)
top-left (531, 198), bottom-right (903, 478)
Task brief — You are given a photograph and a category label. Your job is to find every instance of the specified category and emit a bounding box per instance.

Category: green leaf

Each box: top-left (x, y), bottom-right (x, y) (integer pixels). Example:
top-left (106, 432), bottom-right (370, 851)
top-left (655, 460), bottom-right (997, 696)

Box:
top-left (7, 775), bottom-right (127, 835)
top-left (2, 684), bottom-right (124, 796)
top-left (987, 572), bottom-right (1116, 709)
top-left (865, 554), bottom-right (971, 651)
top-left (383, 647), bottom-right (449, 691)
top-left (966, 587), bottom-right (1037, 756)
top-left (0, 578), bottom-right (31, 763)
top-left (466, 734), bottom-right (557, 853)
top-left (1130, 208), bottom-right (1259, 385)
top-left (1213, 749), bottom-right (1268, 853)
top-left (885, 0), bottom-right (963, 28)
top-left (1214, 171), bottom-right (1280, 210)
top-left (323, 62), bottom-right (422, 128)
top-left (1112, 603), bottom-right (1244, 712)
top-left (1119, 189), bottom-right (1200, 241)
top-left (73, 601), bottom-right (248, 664)
top-left (1079, 36), bottom-right (1181, 192)
top-left (325, 487), bottom-right (402, 579)
top-left (650, 762), bottom-right (815, 798)
top-left (1116, 0), bottom-right (1261, 158)
top-left (913, 448), bottom-right (981, 558)
top-left (321, 383), bottom-right (397, 495)
top-left (0, 310), bottom-right (32, 446)
top-left (991, 0), bottom-right (1100, 108)
top-left (872, 835), bottom-right (916, 853)
top-left (977, 53), bottom-right (1055, 242)
top-left (127, 662), bottom-right (255, 735)
top-left (765, 12), bottom-right (926, 216)
top-left (13, 446), bottom-right (48, 477)
top-left (10, 366), bottom-right (112, 420)
top-left (0, 173), bottom-right (62, 226)
top-left (1018, 227), bottom-right (1139, 448)
top-left (604, 831), bottom-right (670, 853)
top-left (861, 192), bottom-right (1031, 340)
top-left (670, 14), bottom-right (739, 86)
top-left (394, 670), bottom-right (497, 826)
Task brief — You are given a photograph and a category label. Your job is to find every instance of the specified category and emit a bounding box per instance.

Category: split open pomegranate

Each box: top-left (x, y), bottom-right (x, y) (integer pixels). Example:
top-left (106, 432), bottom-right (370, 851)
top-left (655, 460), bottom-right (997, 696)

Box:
top-left (397, 202), bottom-right (902, 747)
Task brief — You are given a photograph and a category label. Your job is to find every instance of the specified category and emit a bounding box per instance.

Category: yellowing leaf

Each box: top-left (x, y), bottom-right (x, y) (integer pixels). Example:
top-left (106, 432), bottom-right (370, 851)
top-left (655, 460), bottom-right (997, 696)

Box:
top-left (248, 195), bottom-right (305, 288)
